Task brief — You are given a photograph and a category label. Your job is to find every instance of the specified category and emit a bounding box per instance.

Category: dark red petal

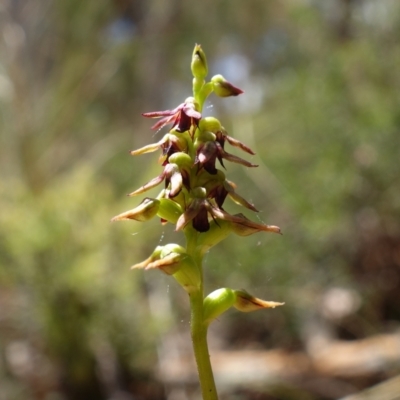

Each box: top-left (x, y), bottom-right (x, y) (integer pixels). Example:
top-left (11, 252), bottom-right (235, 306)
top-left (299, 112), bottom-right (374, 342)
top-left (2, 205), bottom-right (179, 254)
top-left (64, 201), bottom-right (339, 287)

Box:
top-left (192, 207), bottom-right (210, 232)
top-left (222, 151), bottom-right (258, 168)
top-left (142, 110), bottom-right (175, 118)
top-left (150, 116), bottom-right (175, 130)
top-left (128, 173), bottom-right (165, 196)
top-left (176, 200), bottom-right (201, 231)
top-left (224, 134), bottom-right (255, 155)
top-left (175, 111), bottom-right (192, 133)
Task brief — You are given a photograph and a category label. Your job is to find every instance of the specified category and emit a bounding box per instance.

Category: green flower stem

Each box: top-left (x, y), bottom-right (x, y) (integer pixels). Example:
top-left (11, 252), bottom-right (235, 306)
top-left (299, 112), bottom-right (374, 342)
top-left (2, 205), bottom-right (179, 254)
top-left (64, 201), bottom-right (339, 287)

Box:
top-left (190, 290), bottom-right (218, 400)
top-left (185, 227), bottom-right (218, 400)
top-left (184, 72), bottom-right (218, 399)
top-left (197, 82), bottom-right (213, 110)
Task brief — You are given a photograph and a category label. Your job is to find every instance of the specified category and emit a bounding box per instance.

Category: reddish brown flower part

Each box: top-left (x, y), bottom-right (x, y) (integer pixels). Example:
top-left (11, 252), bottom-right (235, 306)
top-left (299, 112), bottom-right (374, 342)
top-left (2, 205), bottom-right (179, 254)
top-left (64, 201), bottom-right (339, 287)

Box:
top-left (195, 141), bottom-right (258, 174)
top-left (142, 97), bottom-right (201, 133)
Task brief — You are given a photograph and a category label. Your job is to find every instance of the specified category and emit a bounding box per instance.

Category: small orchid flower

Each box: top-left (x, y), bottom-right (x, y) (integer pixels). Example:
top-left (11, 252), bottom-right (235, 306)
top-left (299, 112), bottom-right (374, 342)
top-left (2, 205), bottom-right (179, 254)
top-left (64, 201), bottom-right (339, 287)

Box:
top-left (209, 179), bottom-right (258, 212)
top-left (130, 133), bottom-right (189, 160)
top-left (215, 129), bottom-right (255, 155)
top-left (195, 140), bottom-right (258, 174)
top-left (128, 163), bottom-right (183, 198)
top-left (203, 288), bottom-right (284, 325)
top-left (198, 118), bottom-right (255, 155)
top-left (211, 74), bottom-right (244, 97)
top-left (182, 204), bottom-right (281, 235)
top-left (142, 97), bottom-right (201, 132)
top-left (176, 197), bottom-right (213, 232)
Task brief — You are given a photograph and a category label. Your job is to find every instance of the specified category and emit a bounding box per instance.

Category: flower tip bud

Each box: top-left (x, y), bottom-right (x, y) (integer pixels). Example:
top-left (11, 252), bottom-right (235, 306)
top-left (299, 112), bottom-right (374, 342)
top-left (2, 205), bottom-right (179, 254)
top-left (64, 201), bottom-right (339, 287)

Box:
top-left (191, 44), bottom-right (208, 79)
top-left (211, 74), bottom-right (244, 97)
top-left (269, 225), bottom-right (282, 235)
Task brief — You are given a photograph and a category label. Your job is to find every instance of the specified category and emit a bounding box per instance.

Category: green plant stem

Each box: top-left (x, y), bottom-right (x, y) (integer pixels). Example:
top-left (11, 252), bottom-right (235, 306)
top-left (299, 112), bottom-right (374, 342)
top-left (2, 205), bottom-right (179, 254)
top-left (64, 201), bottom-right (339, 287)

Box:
top-left (190, 290), bottom-right (218, 400)
top-left (186, 228), bottom-right (218, 400)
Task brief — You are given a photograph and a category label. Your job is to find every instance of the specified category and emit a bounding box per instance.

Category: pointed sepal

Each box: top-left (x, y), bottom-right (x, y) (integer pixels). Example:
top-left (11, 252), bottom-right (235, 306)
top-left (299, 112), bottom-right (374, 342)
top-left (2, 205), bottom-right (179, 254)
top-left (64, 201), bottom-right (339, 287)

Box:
top-left (233, 290), bottom-right (284, 312)
top-left (111, 198), bottom-right (160, 222)
top-left (229, 213), bottom-right (281, 236)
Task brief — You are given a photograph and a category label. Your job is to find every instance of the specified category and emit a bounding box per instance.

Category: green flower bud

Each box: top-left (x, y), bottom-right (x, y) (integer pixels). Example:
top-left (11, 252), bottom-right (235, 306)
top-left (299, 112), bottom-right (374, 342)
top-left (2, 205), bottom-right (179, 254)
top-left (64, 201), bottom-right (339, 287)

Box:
top-left (191, 186), bottom-right (207, 198)
top-left (211, 74), bottom-right (244, 97)
top-left (194, 129), bottom-right (216, 144)
top-left (203, 288), bottom-right (236, 325)
top-left (196, 219), bottom-right (232, 254)
top-left (157, 198), bottom-right (183, 224)
top-left (199, 117), bottom-right (222, 133)
top-left (191, 44), bottom-right (208, 79)
top-left (168, 152), bottom-right (193, 170)
top-left (233, 290), bottom-right (284, 312)
top-left (111, 198), bottom-right (160, 222)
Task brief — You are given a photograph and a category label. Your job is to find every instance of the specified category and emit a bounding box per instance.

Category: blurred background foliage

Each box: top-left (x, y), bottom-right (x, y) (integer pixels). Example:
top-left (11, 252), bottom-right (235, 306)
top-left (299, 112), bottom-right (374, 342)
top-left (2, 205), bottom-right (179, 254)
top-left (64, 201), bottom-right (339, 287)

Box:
top-left (1, 0), bottom-right (400, 399)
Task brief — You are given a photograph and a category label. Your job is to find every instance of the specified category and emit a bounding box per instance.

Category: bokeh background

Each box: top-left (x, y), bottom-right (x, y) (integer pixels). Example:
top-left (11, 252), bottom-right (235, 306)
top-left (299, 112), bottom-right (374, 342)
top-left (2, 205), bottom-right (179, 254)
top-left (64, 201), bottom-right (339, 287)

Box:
top-left (1, 1), bottom-right (400, 399)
